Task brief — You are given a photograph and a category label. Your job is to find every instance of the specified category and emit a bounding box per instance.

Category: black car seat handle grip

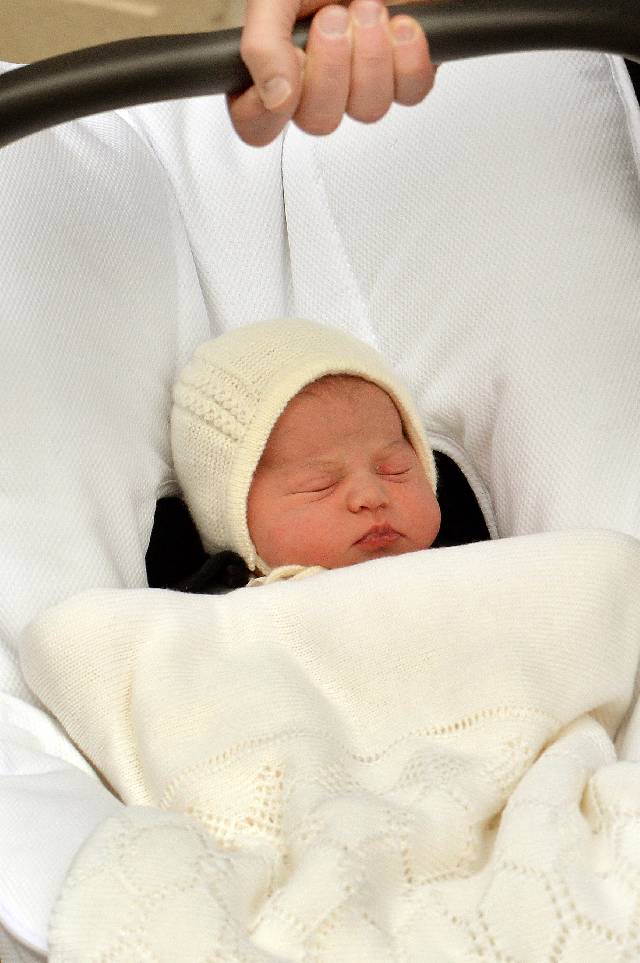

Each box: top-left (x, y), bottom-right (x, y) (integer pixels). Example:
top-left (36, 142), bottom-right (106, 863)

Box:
top-left (0, 0), bottom-right (638, 149)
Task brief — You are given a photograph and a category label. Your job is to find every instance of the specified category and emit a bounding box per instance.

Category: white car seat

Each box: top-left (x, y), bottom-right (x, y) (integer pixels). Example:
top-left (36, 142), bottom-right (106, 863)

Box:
top-left (0, 38), bottom-right (638, 958)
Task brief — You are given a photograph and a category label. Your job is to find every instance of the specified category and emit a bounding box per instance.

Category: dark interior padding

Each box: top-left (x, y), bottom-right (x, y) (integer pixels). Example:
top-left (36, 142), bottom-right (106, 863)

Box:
top-left (626, 57), bottom-right (640, 99)
top-left (146, 497), bottom-right (209, 590)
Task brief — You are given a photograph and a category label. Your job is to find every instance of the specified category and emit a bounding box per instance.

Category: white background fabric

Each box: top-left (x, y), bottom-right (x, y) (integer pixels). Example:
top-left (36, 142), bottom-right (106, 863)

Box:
top-left (0, 49), bottom-right (639, 957)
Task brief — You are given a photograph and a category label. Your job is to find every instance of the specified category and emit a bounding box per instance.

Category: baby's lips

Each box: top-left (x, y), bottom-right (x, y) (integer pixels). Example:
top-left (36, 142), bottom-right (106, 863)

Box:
top-left (354, 524), bottom-right (400, 547)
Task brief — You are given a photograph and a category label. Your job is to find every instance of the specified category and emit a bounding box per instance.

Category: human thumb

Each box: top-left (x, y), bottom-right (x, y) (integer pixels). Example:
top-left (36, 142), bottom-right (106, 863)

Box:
top-left (240, 0), bottom-right (305, 112)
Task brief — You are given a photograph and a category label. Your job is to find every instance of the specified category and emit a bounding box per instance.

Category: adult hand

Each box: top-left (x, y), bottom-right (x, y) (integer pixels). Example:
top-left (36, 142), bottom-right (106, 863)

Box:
top-left (227, 0), bottom-right (438, 147)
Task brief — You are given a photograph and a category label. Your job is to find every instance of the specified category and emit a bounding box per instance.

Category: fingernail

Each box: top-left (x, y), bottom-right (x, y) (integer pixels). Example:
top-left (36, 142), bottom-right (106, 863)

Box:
top-left (391, 19), bottom-right (419, 44)
top-left (353, 1), bottom-right (382, 28)
top-left (260, 76), bottom-right (292, 111)
top-left (317, 6), bottom-right (349, 37)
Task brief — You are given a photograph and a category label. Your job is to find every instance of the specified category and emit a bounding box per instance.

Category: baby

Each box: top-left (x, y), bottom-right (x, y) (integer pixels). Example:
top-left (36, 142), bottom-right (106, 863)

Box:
top-left (171, 318), bottom-right (440, 584)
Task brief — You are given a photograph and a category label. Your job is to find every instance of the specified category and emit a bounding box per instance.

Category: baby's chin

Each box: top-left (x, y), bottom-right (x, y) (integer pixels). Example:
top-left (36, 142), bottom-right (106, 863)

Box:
top-left (332, 536), bottom-right (430, 569)
top-left (258, 535), bottom-right (432, 572)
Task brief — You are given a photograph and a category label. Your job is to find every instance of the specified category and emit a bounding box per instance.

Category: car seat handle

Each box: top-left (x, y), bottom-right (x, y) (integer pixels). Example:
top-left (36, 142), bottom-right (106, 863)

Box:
top-left (0, 0), bottom-right (638, 149)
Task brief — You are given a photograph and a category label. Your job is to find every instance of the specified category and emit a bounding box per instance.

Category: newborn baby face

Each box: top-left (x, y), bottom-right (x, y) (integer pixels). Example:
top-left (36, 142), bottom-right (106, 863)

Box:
top-left (247, 376), bottom-right (441, 570)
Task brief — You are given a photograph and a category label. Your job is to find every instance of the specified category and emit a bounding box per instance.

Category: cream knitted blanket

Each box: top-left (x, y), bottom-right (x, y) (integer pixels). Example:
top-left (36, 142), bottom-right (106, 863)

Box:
top-left (19, 531), bottom-right (640, 962)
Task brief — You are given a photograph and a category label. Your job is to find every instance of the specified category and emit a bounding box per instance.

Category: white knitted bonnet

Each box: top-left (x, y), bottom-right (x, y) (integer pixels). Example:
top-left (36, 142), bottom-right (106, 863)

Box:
top-left (171, 318), bottom-right (437, 574)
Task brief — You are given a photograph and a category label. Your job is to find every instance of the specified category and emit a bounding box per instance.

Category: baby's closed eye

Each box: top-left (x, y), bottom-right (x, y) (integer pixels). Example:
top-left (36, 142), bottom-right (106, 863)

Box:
top-left (289, 475), bottom-right (341, 496)
top-left (375, 456), bottom-right (415, 478)
top-left (305, 481), bottom-right (339, 494)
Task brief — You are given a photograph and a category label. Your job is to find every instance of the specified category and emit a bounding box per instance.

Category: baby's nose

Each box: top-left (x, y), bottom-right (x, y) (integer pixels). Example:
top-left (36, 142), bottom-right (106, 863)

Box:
top-left (346, 474), bottom-right (389, 512)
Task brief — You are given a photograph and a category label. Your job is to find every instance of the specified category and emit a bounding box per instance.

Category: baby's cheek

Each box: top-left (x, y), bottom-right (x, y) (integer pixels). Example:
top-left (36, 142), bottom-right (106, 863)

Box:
top-left (250, 503), bottom-right (322, 568)
top-left (247, 491), bottom-right (284, 565)
top-left (424, 498), bottom-right (442, 547)
top-left (255, 517), bottom-right (296, 567)
top-left (285, 505), bottom-right (345, 568)
top-left (426, 497), bottom-right (441, 546)
top-left (410, 481), bottom-right (441, 548)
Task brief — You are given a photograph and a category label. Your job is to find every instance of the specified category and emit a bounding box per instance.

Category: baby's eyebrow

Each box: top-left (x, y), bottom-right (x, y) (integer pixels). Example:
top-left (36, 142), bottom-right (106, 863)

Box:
top-left (377, 438), bottom-right (405, 455)
top-left (290, 438), bottom-right (406, 473)
top-left (292, 457), bottom-right (342, 473)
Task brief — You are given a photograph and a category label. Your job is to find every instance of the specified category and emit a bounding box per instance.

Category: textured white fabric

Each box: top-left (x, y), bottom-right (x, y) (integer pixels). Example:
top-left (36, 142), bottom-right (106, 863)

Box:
top-left (171, 318), bottom-right (437, 571)
top-left (282, 52), bottom-right (640, 540)
top-left (0, 927), bottom-right (45, 963)
top-left (19, 530), bottom-right (640, 961)
top-left (0, 63), bottom-right (290, 953)
top-left (249, 563), bottom-right (325, 585)
top-left (0, 49), bottom-right (639, 956)
top-left (0, 70), bottom-right (287, 699)
top-left (0, 692), bottom-right (122, 959)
